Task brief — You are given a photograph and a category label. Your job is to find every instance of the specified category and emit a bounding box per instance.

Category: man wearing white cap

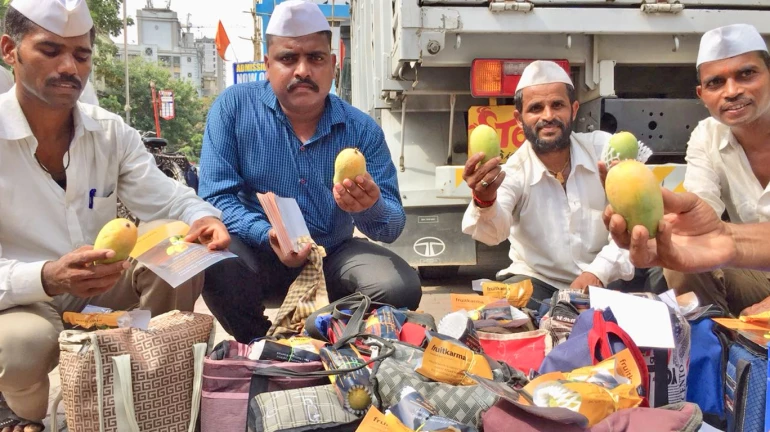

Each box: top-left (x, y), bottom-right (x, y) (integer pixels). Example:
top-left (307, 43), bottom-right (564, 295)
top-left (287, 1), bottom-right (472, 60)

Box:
top-left (663, 23), bottom-right (770, 317)
top-left (199, 0), bottom-right (421, 343)
top-left (0, 1), bottom-right (229, 428)
top-left (461, 60), bottom-right (636, 308)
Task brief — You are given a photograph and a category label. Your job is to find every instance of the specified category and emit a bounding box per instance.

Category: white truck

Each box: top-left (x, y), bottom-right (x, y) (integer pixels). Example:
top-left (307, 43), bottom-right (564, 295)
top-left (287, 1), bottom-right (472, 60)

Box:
top-left (343, 0), bottom-right (770, 278)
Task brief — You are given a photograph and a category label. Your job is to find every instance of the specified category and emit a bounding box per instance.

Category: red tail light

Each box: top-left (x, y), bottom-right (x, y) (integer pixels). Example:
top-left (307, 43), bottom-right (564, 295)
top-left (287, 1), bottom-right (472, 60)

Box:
top-left (471, 59), bottom-right (570, 97)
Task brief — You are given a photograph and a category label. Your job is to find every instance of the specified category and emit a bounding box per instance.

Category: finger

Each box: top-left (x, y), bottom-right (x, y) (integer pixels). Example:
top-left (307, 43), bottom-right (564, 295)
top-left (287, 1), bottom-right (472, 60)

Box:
top-left (355, 174), bottom-right (380, 199)
top-left (184, 225), bottom-right (205, 243)
top-left (207, 229), bottom-right (231, 250)
top-left (82, 260), bottom-right (130, 279)
top-left (334, 184), bottom-right (362, 212)
top-left (73, 249), bottom-right (116, 265)
top-left (628, 225), bottom-right (653, 267)
top-left (602, 204), bottom-right (613, 229)
top-left (661, 189), bottom-right (701, 215)
top-left (463, 153), bottom-right (486, 178)
top-left (654, 220), bottom-right (679, 270)
top-left (343, 178), bottom-right (368, 200)
top-left (608, 213), bottom-right (631, 248)
top-left (598, 161), bottom-right (608, 188)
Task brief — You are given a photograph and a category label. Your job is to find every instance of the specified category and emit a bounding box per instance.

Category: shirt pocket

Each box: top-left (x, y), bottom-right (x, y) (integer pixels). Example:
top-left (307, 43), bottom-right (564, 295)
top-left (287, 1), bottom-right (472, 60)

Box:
top-left (583, 208), bottom-right (610, 254)
top-left (88, 196), bottom-right (119, 237)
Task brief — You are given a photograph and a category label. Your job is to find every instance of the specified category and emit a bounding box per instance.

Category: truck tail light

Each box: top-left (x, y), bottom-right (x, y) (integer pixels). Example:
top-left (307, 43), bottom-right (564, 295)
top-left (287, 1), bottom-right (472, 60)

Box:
top-left (471, 59), bottom-right (570, 98)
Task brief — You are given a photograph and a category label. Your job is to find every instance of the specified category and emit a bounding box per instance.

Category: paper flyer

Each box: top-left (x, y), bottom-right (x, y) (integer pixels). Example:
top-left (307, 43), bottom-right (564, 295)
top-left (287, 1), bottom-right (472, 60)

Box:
top-left (130, 221), bottom-right (237, 288)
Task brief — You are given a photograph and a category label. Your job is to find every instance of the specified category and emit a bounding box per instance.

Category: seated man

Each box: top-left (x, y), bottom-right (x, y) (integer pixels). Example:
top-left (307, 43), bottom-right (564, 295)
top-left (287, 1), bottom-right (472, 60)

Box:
top-left (664, 23), bottom-right (770, 317)
top-left (462, 61), bottom-right (636, 308)
top-left (199, 0), bottom-right (421, 343)
top-left (0, 1), bottom-right (229, 429)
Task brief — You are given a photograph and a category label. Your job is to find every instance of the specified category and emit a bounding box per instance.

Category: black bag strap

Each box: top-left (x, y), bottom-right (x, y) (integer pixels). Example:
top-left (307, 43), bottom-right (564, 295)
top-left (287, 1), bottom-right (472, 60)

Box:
top-left (305, 292), bottom-right (372, 344)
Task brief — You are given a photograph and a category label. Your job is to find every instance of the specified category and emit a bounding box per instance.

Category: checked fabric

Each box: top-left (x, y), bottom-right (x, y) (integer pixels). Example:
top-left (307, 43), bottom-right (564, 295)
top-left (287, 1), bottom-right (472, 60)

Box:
top-left (267, 236), bottom-right (329, 337)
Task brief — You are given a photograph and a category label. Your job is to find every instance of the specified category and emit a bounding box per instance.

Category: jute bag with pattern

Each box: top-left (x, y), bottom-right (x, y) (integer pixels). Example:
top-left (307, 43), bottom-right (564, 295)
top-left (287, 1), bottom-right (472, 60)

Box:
top-left (55, 311), bottom-right (214, 432)
top-left (268, 236), bottom-right (329, 336)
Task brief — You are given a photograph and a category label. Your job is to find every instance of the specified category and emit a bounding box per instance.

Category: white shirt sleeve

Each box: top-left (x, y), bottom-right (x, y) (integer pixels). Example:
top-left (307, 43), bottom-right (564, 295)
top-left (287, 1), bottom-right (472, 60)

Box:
top-left (461, 165), bottom-right (519, 246)
top-left (0, 68), bottom-right (14, 95)
top-left (115, 124), bottom-right (221, 225)
top-left (586, 239), bottom-right (635, 285)
top-left (0, 240), bottom-right (52, 311)
top-left (683, 122), bottom-right (726, 217)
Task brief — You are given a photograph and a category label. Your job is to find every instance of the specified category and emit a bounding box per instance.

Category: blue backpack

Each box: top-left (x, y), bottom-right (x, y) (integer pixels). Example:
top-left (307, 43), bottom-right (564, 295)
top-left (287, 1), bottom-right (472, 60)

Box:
top-left (687, 312), bottom-right (730, 429)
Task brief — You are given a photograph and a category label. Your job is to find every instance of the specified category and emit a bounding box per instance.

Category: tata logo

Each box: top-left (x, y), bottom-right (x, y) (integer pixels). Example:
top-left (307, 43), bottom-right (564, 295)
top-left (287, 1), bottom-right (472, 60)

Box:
top-left (413, 237), bottom-right (446, 258)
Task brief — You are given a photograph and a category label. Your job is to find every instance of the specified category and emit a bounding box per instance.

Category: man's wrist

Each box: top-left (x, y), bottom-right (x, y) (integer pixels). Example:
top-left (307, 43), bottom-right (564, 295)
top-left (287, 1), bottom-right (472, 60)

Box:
top-left (41, 262), bottom-right (61, 297)
top-left (472, 192), bottom-right (496, 208)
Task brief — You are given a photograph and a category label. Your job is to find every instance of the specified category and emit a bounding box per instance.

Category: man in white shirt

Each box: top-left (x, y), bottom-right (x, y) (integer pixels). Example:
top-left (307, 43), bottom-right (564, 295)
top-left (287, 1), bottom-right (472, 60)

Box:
top-left (664, 24), bottom-right (770, 317)
top-left (0, 1), bottom-right (230, 428)
top-left (462, 61), bottom-right (635, 308)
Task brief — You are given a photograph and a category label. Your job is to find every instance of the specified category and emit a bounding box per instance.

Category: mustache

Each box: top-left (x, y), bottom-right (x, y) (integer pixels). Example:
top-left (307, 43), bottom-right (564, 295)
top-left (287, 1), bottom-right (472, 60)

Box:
top-left (287, 77), bottom-right (319, 92)
top-left (721, 96), bottom-right (752, 111)
top-left (535, 118), bottom-right (567, 132)
top-left (46, 74), bottom-right (82, 90)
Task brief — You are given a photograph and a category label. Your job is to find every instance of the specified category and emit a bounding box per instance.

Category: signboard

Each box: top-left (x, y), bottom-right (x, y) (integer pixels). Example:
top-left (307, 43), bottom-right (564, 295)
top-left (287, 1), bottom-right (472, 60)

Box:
top-left (467, 105), bottom-right (524, 163)
top-left (158, 89), bottom-right (175, 120)
top-left (233, 62), bottom-right (266, 85)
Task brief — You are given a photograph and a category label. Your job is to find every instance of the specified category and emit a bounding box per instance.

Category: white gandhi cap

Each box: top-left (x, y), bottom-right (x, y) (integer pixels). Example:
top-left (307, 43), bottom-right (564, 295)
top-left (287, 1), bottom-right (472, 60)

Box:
top-left (515, 60), bottom-right (573, 93)
top-left (10, 0), bottom-right (93, 38)
top-left (266, 0), bottom-right (331, 38)
top-left (697, 24), bottom-right (768, 67)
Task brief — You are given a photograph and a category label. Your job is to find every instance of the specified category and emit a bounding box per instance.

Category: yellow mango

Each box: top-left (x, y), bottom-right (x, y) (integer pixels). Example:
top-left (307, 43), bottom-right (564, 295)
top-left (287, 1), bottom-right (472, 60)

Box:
top-left (608, 131), bottom-right (639, 161)
top-left (93, 218), bottom-right (138, 264)
top-left (333, 148), bottom-right (367, 184)
top-left (605, 160), bottom-right (663, 238)
top-left (469, 124), bottom-right (501, 164)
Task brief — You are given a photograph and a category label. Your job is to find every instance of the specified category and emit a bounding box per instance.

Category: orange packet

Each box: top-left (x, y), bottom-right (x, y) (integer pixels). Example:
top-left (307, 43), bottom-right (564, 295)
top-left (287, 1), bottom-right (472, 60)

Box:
top-left (62, 311), bottom-right (127, 329)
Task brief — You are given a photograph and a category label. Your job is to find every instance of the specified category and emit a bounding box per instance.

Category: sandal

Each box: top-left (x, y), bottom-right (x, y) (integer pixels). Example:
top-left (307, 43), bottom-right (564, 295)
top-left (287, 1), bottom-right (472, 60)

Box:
top-left (0, 415), bottom-right (44, 432)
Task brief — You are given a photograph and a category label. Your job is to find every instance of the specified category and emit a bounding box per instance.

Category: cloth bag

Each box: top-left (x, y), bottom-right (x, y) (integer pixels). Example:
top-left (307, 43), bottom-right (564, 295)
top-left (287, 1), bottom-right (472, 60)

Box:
top-left (55, 311), bottom-right (214, 432)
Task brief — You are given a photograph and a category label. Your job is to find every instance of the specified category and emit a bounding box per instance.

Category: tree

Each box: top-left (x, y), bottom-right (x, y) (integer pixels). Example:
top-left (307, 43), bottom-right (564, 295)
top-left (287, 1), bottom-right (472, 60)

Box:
top-left (98, 56), bottom-right (206, 158)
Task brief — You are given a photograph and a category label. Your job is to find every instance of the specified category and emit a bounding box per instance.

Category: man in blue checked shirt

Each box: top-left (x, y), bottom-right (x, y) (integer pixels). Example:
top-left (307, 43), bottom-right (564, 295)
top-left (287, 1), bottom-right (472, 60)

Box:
top-left (198, 0), bottom-right (421, 343)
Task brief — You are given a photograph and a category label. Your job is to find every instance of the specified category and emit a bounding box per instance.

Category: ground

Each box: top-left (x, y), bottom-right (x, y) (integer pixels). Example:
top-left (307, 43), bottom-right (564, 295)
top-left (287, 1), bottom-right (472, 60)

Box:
top-left (35, 263), bottom-right (501, 431)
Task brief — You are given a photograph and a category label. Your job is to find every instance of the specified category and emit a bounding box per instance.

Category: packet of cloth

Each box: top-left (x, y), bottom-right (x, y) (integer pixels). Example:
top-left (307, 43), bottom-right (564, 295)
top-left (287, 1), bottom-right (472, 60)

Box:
top-left (381, 386), bottom-right (478, 432)
top-left (415, 331), bottom-right (494, 386)
top-left (248, 336), bottom-right (325, 363)
top-left (481, 279), bottom-right (534, 308)
top-left (466, 300), bottom-right (532, 330)
top-left (364, 305), bottom-right (403, 340)
top-left (319, 344), bottom-right (374, 415)
top-left (519, 348), bottom-right (644, 427)
top-left (62, 306), bottom-right (151, 330)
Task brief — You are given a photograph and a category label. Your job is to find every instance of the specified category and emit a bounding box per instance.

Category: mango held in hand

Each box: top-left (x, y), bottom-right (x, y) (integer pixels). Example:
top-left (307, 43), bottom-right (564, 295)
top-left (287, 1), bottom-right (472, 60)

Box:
top-left (608, 131), bottom-right (639, 161)
top-left (333, 148), bottom-right (367, 184)
top-left (469, 124), bottom-right (501, 164)
top-left (93, 218), bottom-right (138, 264)
top-left (605, 160), bottom-right (664, 238)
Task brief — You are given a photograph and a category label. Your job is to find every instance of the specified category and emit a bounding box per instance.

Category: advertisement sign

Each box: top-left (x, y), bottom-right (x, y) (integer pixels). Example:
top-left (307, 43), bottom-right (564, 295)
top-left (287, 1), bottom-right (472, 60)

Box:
top-left (158, 89), bottom-right (175, 120)
top-left (233, 61), bottom-right (267, 85)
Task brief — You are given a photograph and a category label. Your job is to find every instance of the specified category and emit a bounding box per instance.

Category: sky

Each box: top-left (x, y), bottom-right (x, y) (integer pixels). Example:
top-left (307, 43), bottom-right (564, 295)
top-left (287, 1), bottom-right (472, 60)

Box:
top-left (111, 0), bottom-right (258, 87)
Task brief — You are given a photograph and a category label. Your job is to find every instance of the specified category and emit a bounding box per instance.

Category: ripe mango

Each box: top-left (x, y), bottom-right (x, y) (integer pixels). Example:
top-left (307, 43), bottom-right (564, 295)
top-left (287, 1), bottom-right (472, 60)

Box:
top-left (93, 218), bottom-right (138, 264)
top-left (608, 131), bottom-right (639, 161)
top-left (605, 160), bottom-right (664, 238)
top-left (333, 148), bottom-right (367, 184)
top-left (469, 124), bottom-right (501, 164)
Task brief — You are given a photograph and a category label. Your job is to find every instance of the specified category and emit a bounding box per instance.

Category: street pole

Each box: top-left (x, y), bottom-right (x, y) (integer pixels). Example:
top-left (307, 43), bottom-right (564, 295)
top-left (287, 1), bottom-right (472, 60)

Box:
top-left (123, 0), bottom-right (131, 125)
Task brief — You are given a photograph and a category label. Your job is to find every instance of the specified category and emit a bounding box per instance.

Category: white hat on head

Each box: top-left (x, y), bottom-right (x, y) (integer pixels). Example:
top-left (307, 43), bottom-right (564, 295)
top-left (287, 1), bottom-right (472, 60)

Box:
top-left (10, 0), bottom-right (93, 38)
top-left (697, 24), bottom-right (768, 67)
top-left (515, 60), bottom-right (573, 93)
top-left (266, 0), bottom-right (331, 38)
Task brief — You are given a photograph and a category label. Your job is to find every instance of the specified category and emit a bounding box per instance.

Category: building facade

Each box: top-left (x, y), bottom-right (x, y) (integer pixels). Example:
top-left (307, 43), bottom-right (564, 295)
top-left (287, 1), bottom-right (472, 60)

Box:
top-left (117, 6), bottom-right (225, 97)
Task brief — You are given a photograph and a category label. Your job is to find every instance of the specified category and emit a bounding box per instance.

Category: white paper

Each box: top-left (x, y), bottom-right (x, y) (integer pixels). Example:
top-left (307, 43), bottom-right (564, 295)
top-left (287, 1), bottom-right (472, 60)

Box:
top-left (588, 286), bottom-right (675, 349)
top-left (117, 309), bottom-right (152, 330)
top-left (658, 289), bottom-right (681, 313)
top-left (275, 196), bottom-right (311, 252)
top-left (472, 278), bottom-right (492, 293)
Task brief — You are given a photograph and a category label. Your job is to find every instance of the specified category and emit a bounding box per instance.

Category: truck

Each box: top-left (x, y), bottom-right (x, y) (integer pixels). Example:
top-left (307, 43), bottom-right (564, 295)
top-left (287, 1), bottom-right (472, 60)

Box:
top-left (343, 0), bottom-right (770, 278)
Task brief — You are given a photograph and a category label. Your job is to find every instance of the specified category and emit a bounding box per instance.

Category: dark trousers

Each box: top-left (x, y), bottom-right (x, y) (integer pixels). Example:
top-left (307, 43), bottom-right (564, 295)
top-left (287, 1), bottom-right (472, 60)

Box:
top-left (203, 236), bottom-right (423, 343)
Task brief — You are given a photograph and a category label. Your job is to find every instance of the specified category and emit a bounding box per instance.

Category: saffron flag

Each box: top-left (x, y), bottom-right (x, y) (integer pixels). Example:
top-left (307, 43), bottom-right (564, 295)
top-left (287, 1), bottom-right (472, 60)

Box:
top-left (215, 20), bottom-right (231, 60)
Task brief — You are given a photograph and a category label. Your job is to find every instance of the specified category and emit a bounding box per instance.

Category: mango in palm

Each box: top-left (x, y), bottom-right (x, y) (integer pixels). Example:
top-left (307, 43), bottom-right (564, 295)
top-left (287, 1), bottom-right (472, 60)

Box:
top-left (469, 124), bottom-right (501, 164)
top-left (333, 148), bottom-right (367, 184)
top-left (608, 131), bottom-right (639, 161)
top-left (93, 218), bottom-right (138, 264)
top-left (605, 160), bottom-right (664, 238)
